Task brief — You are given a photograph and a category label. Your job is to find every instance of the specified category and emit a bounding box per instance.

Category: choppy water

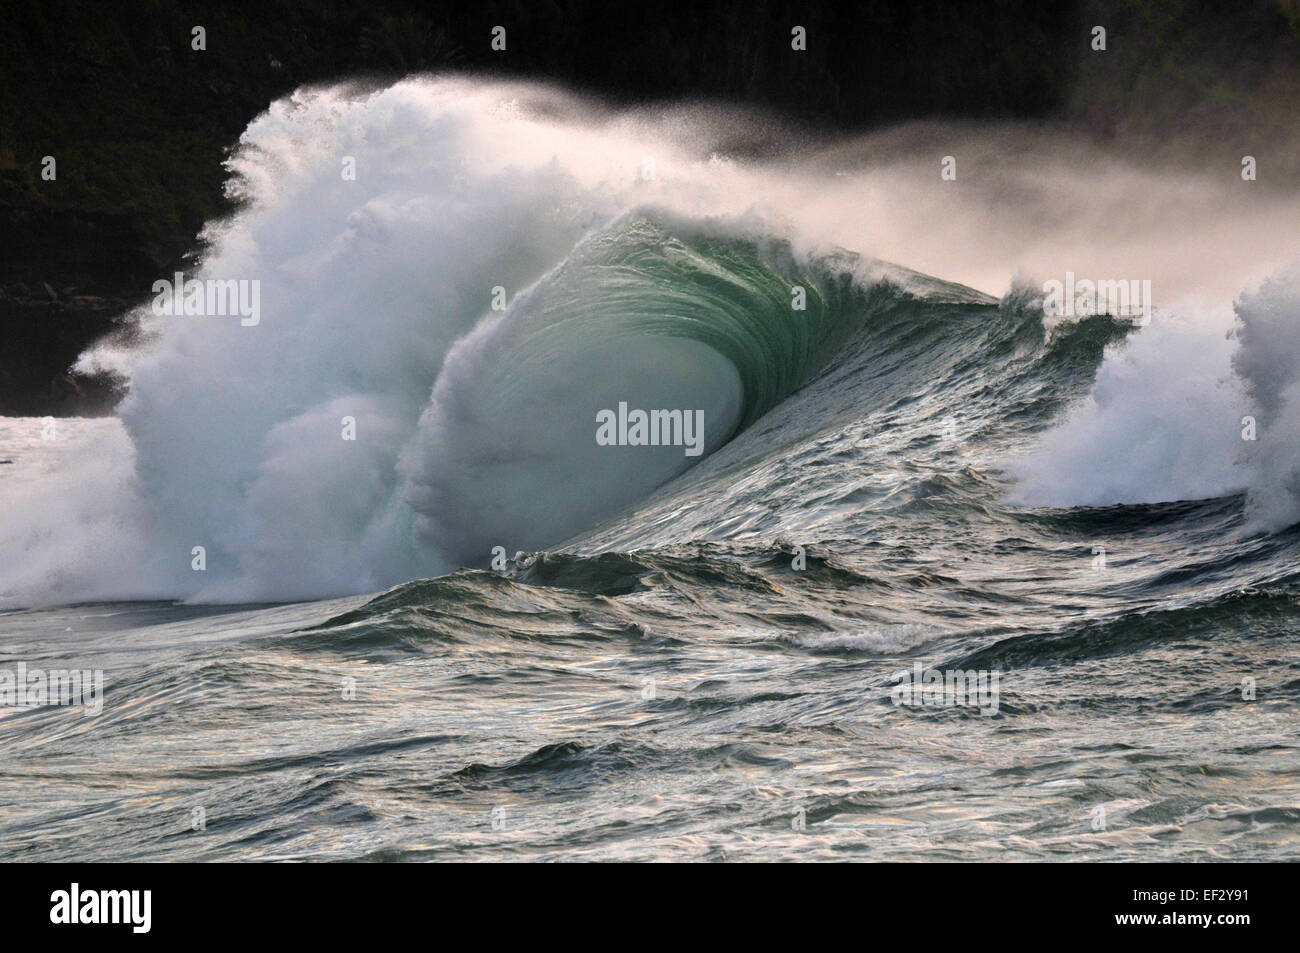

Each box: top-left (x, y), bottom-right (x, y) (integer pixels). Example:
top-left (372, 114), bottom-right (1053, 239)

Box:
top-left (4, 290), bottom-right (1298, 860)
top-left (2, 78), bottom-right (1299, 861)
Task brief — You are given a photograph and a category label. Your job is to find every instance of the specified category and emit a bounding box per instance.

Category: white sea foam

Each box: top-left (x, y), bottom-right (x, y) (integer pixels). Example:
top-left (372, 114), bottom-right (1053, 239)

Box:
top-left (1006, 266), bottom-right (1300, 532)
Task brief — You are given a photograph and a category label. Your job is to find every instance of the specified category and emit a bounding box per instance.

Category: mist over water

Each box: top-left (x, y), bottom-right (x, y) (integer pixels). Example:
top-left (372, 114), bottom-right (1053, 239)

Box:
top-left (2, 75), bottom-right (1300, 607)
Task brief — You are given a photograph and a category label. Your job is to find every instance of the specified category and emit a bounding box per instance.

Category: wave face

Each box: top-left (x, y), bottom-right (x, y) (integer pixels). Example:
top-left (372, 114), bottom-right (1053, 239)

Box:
top-left (3, 77), bottom-right (1300, 862)
top-left (398, 217), bottom-right (890, 568)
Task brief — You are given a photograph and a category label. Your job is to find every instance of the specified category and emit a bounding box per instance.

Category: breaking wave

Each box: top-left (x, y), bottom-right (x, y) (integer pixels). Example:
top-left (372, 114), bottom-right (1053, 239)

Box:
top-left (3, 75), bottom-right (1300, 607)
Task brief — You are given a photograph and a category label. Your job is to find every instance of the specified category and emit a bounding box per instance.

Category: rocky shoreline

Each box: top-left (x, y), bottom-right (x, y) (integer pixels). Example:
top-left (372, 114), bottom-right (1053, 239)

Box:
top-left (0, 287), bottom-right (130, 417)
top-left (0, 196), bottom-right (165, 416)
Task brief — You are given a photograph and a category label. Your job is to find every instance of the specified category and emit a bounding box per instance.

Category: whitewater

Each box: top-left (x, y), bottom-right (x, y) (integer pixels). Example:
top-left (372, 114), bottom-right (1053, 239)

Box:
top-left (1, 77), bottom-right (1299, 861)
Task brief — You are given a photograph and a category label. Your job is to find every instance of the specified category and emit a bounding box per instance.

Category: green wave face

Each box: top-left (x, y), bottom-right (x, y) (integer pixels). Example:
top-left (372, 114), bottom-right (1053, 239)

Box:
top-left (552, 214), bottom-right (1013, 426)
top-left (551, 216), bottom-right (856, 428)
top-left (404, 210), bottom-right (1123, 567)
top-left (401, 213), bottom-right (914, 562)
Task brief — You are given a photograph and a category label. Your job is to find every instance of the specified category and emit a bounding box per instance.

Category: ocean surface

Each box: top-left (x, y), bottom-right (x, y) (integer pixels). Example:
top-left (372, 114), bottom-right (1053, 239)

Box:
top-left (2, 77), bottom-right (1299, 861)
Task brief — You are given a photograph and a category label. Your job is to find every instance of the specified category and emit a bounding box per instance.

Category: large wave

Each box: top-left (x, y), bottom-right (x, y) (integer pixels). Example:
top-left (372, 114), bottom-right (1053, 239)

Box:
top-left (3, 75), bottom-right (1300, 607)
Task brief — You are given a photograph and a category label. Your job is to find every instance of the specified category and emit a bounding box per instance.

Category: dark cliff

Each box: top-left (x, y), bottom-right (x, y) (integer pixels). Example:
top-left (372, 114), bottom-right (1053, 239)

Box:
top-left (2, 0), bottom-right (1297, 415)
